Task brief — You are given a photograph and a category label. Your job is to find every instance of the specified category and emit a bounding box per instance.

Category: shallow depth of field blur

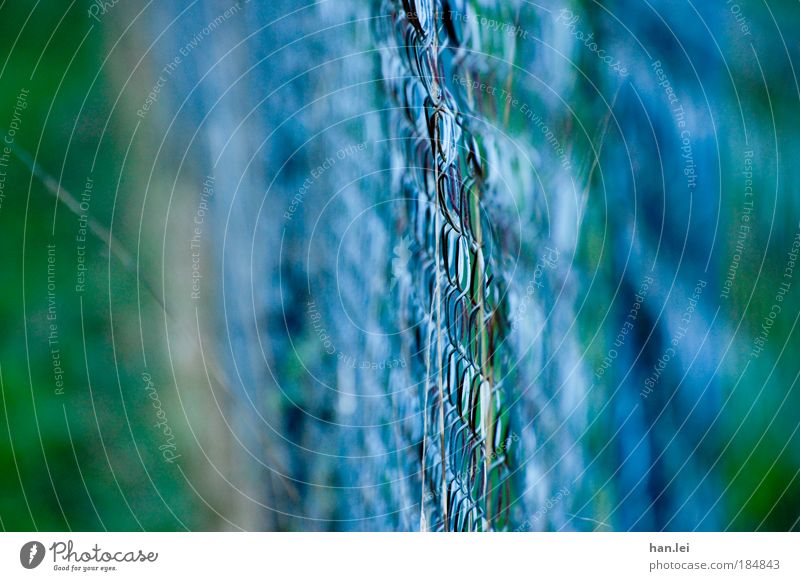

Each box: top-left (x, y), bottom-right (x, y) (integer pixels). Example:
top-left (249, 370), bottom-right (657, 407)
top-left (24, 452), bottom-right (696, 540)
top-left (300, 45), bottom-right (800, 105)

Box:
top-left (1, 0), bottom-right (799, 531)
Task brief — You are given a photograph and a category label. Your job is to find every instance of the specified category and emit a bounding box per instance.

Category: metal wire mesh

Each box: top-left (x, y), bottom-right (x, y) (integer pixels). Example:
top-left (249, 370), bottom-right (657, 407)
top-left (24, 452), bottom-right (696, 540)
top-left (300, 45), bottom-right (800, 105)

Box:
top-left (376, 0), bottom-right (514, 531)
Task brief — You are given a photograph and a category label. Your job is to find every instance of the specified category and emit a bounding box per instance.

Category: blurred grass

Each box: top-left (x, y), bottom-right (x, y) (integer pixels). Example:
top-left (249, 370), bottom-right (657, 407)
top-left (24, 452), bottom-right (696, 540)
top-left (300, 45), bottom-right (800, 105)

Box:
top-left (0, 0), bottom-right (206, 531)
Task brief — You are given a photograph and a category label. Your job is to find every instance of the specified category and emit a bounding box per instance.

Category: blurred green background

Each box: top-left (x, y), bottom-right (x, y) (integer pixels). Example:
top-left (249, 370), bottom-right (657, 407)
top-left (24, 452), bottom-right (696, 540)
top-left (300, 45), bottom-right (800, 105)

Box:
top-left (0, 0), bottom-right (228, 531)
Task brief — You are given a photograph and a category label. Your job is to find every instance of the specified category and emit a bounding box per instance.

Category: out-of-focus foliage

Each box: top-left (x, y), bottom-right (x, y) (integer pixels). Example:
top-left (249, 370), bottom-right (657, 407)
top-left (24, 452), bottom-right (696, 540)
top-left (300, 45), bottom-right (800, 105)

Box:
top-left (0, 0), bottom-right (218, 531)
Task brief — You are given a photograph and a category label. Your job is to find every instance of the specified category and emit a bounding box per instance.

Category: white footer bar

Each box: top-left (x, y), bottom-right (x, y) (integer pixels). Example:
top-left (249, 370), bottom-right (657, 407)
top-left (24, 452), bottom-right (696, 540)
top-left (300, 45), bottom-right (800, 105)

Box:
top-left (1, 532), bottom-right (797, 580)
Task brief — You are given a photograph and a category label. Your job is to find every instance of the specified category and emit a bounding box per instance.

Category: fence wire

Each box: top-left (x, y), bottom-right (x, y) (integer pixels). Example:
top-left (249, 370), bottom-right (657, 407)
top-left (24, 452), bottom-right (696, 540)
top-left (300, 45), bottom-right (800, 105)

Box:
top-left (376, 0), bottom-right (515, 531)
